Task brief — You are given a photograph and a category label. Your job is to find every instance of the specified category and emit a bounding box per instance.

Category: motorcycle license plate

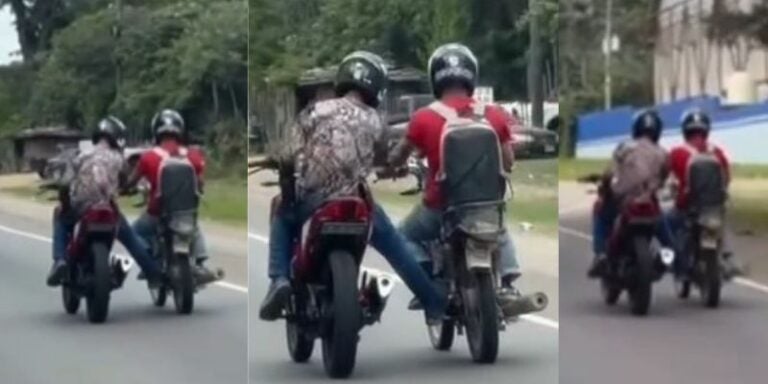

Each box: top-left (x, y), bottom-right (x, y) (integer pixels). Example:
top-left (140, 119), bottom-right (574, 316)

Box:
top-left (173, 239), bottom-right (192, 254)
top-left (544, 144), bottom-right (555, 153)
top-left (700, 236), bottom-right (718, 250)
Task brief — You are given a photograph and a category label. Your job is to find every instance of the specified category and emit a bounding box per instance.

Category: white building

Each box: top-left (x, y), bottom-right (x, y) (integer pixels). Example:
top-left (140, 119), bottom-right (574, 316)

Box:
top-left (654, 0), bottom-right (768, 104)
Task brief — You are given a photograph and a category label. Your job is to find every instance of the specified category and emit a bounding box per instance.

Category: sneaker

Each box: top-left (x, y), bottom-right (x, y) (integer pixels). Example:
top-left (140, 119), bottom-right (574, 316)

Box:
top-left (497, 283), bottom-right (523, 320)
top-left (259, 278), bottom-right (292, 321)
top-left (408, 296), bottom-right (423, 310)
top-left (46, 260), bottom-right (68, 287)
top-left (194, 264), bottom-right (224, 286)
top-left (587, 253), bottom-right (607, 278)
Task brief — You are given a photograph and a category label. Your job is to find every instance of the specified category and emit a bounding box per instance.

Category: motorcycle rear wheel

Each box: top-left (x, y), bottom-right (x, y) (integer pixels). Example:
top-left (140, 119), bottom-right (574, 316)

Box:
top-left (171, 254), bottom-right (194, 315)
top-left (699, 249), bottom-right (721, 308)
top-left (463, 271), bottom-right (499, 364)
top-left (149, 283), bottom-right (167, 307)
top-left (321, 250), bottom-right (361, 379)
top-left (86, 243), bottom-right (112, 323)
top-left (62, 268), bottom-right (80, 315)
top-left (628, 237), bottom-right (653, 316)
top-left (600, 277), bottom-right (621, 306)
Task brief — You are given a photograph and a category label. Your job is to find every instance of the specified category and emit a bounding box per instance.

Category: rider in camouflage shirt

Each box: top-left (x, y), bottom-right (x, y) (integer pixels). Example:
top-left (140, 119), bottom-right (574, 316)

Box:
top-left (287, 96), bottom-right (383, 201)
top-left (69, 146), bottom-right (124, 214)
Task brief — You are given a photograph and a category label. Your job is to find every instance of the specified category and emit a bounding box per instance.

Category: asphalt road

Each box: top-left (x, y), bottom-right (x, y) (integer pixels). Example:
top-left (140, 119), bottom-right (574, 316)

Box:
top-left (0, 195), bottom-right (248, 384)
top-left (559, 207), bottom-right (768, 384)
top-left (248, 179), bottom-right (559, 383)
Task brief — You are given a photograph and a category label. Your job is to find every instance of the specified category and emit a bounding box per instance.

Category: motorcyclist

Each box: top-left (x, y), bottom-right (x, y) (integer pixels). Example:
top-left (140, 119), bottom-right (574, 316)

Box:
top-left (387, 43), bottom-right (523, 315)
top-left (123, 109), bottom-right (221, 285)
top-left (258, 51), bottom-right (447, 324)
top-left (587, 109), bottom-right (669, 277)
top-left (46, 116), bottom-right (163, 286)
top-left (659, 109), bottom-right (742, 278)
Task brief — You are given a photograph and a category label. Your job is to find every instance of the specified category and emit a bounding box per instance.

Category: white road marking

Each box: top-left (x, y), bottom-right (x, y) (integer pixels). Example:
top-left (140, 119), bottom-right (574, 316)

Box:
top-left (249, 231), bottom-right (560, 330)
top-left (0, 223), bottom-right (249, 293)
top-left (559, 225), bottom-right (768, 296)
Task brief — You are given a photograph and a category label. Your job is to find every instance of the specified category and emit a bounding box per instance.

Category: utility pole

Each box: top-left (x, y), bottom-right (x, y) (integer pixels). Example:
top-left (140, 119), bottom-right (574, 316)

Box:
top-left (527, 0), bottom-right (544, 128)
top-left (114, 0), bottom-right (123, 105)
top-left (604, 0), bottom-right (614, 110)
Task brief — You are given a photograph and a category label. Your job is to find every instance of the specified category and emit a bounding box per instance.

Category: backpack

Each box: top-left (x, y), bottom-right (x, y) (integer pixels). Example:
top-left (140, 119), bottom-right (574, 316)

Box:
top-left (683, 143), bottom-right (727, 212)
top-left (430, 101), bottom-right (506, 239)
top-left (153, 147), bottom-right (200, 217)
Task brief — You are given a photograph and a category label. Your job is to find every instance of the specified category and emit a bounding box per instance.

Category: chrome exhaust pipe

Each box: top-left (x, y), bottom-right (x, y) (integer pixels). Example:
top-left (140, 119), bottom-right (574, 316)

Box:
top-left (501, 292), bottom-right (548, 317)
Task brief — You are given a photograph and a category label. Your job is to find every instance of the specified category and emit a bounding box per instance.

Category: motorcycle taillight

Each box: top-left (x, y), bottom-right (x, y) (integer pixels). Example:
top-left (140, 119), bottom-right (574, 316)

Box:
top-left (320, 199), bottom-right (369, 222)
top-left (83, 207), bottom-right (118, 224)
top-left (626, 202), bottom-right (659, 218)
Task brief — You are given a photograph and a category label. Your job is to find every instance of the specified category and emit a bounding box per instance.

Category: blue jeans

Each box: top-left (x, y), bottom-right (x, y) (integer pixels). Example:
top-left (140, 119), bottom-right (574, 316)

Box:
top-left (399, 202), bottom-right (521, 276)
top-left (268, 198), bottom-right (446, 315)
top-left (52, 208), bottom-right (161, 277)
top-left (133, 212), bottom-right (209, 262)
top-left (592, 200), bottom-right (618, 255)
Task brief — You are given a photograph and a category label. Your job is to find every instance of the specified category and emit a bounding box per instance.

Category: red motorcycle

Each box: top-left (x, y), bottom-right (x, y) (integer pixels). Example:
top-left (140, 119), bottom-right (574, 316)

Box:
top-left (252, 158), bottom-right (394, 379)
top-left (59, 202), bottom-right (131, 323)
top-left (600, 197), bottom-right (667, 316)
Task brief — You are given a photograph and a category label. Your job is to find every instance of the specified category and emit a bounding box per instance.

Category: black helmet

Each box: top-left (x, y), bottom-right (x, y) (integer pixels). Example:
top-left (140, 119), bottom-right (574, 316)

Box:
top-left (681, 108), bottom-right (711, 136)
top-left (334, 51), bottom-right (388, 108)
top-left (631, 109), bottom-right (663, 142)
top-left (151, 109), bottom-right (185, 142)
top-left (93, 116), bottom-right (127, 149)
top-left (428, 43), bottom-right (479, 98)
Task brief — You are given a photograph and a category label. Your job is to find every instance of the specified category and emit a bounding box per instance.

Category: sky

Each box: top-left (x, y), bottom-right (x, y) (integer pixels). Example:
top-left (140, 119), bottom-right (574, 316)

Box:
top-left (0, 7), bottom-right (20, 65)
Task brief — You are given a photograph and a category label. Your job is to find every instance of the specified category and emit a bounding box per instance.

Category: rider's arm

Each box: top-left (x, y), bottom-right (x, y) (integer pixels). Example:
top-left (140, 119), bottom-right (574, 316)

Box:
top-left (123, 153), bottom-right (147, 191)
top-left (388, 110), bottom-right (425, 167)
top-left (388, 137), bottom-right (415, 168)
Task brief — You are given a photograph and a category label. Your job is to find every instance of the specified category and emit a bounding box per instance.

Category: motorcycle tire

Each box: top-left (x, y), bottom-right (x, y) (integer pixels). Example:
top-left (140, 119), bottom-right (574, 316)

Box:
top-left (62, 268), bottom-right (80, 315)
top-left (321, 250), bottom-right (361, 379)
top-left (600, 277), bottom-right (621, 306)
top-left (286, 284), bottom-right (314, 363)
top-left (149, 282), bottom-right (167, 307)
top-left (675, 279), bottom-right (691, 299)
top-left (699, 249), bottom-right (721, 308)
top-left (428, 318), bottom-right (455, 351)
top-left (171, 254), bottom-right (194, 315)
top-left (86, 242), bottom-right (112, 323)
top-left (628, 236), bottom-right (653, 316)
top-left (463, 271), bottom-right (499, 364)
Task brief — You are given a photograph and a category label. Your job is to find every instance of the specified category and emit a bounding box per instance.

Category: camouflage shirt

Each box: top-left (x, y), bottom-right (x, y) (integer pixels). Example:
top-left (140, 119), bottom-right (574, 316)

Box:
top-left (285, 96), bottom-right (384, 201)
top-left (69, 144), bottom-right (124, 214)
top-left (610, 137), bottom-right (669, 206)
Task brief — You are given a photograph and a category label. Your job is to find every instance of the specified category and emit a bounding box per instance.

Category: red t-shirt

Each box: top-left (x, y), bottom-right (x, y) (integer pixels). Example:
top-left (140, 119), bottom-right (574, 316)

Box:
top-left (137, 141), bottom-right (206, 215)
top-left (668, 136), bottom-right (730, 209)
top-left (406, 96), bottom-right (514, 209)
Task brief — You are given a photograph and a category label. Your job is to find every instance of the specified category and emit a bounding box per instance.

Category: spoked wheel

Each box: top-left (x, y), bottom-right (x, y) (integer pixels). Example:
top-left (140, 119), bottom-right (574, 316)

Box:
top-left (699, 249), bottom-right (721, 308)
top-left (321, 250), bottom-right (361, 379)
top-left (462, 271), bottom-right (499, 364)
top-left (628, 237), bottom-right (653, 316)
top-left (171, 255), bottom-right (194, 315)
top-left (428, 318), bottom-right (455, 351)
top-left (600, 277), bottom-right (622, 306)
top-left (86, 243), bottom-right (112, 323)
top-left (286, 284), bottom-right (314, 363)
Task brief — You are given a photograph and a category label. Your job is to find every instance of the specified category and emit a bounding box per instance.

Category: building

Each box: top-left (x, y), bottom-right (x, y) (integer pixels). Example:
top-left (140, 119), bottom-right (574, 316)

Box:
top-left (654, 0), bottom-right (768, 104)
top-left (11, 126), bottom-right (84, 174)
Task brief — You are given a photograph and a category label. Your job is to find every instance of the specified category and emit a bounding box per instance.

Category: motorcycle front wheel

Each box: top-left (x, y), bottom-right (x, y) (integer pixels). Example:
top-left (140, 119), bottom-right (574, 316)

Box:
top-left (286, 284), bottom-right (314, 363)
top-left (61, 267), bottom-right (80, 315)
top-left (699, 248), bottom-right (721, 308)
top-left (628, 236), bottom-right (653, 316)
top-left (428, 318), bottom-right (455, 351)
top-left (171, 254), bottom-right (194, 315)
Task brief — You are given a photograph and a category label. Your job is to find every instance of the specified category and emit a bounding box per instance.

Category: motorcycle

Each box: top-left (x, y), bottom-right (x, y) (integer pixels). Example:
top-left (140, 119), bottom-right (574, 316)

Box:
top-left (600, 197), bottom-right (669, 315)
top-left (252, 158), bottom-right (394, 379)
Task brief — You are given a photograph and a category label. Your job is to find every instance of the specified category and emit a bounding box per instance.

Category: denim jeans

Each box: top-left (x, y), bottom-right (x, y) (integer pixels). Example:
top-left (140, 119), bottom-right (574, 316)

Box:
top-left (267, 198), bottom-right (446, 316)
top-left (133, 212), bottom-right (209, 262)
top-left (399, 202), bottom-right (521, 276)
top-left (592, 199), bottom-right (618, 255)
top-left (52, 208), bottom-right (161, 277)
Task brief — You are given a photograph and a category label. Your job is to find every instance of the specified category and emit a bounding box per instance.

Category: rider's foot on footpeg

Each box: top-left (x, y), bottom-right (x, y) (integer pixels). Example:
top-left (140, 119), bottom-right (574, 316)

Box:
top-left (46, 260), bottom-right (67, 287)
top-left (259, 279), bottom-right (292, 321)
top-left (408, 296), bottom-right (423, 310)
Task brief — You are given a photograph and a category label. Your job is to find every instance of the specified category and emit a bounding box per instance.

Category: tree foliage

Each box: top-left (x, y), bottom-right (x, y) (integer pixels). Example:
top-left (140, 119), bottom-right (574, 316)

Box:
top-left (249, 0), bottom-right (558, 101)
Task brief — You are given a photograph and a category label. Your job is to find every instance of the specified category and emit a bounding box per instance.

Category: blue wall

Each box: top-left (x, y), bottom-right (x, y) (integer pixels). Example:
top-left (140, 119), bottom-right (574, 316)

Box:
top-left (576, 97), bottom-right (768, 163)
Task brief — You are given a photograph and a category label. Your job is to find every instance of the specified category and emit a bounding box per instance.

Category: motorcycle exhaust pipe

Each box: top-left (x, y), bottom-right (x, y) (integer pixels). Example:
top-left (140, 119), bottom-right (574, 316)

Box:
top-left (501, 292), bottom-right (549, 317)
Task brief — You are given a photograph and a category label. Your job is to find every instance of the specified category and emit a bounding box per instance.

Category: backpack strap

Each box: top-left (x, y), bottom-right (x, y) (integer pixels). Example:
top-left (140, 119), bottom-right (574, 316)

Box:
top-left (428, 101), bottom-right (459, 124)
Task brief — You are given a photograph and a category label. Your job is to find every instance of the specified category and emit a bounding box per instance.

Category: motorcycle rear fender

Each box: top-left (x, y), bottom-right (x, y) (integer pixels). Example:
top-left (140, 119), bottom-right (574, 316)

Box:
top-left (464, 238), bottom-right (496, 270)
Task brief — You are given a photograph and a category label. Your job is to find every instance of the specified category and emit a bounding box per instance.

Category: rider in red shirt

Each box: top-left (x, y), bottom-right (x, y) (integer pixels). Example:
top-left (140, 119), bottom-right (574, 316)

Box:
top-left (126, 109), bottom-right (220, 285)
top-left (660, 109), bottom-right (741, 279)
top-left (389, 43), bottom-right (521, 316)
